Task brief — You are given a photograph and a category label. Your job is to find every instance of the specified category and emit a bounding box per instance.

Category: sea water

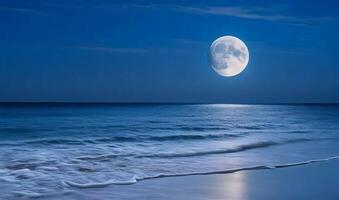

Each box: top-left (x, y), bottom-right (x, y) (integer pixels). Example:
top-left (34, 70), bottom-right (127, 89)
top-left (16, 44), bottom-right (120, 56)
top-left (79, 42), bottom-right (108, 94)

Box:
top-left (0, 104), bottom-right (339, 198)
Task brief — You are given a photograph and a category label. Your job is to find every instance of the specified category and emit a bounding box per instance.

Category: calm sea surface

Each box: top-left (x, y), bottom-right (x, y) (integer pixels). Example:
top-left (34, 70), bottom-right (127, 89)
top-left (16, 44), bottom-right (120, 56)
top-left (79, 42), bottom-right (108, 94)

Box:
top-left (0, 104), bottom-right (339, 199)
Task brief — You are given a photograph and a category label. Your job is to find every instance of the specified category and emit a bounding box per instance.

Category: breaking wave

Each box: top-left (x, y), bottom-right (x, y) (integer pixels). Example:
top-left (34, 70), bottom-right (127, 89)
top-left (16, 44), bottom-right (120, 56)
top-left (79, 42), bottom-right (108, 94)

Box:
top-left (137, 138), bottom-right (334, 159)
top-left (65, 155), bottom-right (339, 189)
top-left (11, 133), bottom-right (246, 146)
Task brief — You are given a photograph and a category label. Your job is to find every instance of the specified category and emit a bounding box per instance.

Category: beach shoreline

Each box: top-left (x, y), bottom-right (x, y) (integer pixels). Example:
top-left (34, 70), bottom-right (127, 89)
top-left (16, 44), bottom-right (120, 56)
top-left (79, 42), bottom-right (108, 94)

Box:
top-left (57, 157), bottom-right (339, 200)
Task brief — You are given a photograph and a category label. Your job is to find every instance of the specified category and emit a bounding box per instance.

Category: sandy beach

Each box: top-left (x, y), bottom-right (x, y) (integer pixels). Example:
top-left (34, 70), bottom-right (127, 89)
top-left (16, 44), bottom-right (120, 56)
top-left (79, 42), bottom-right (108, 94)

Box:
top-left (58, 158), bottom-right (339, 200)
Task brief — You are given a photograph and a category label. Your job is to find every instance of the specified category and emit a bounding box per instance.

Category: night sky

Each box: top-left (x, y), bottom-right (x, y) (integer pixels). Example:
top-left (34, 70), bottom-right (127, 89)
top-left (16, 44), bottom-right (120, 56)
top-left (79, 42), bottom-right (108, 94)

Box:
top-left (1, 0), bottom-right (339, 103)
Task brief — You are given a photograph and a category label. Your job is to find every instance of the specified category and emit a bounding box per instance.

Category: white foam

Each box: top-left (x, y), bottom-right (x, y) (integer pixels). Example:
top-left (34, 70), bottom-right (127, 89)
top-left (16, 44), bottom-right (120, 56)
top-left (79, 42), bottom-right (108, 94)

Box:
top-left (64, 178), bottom-right (137, 188)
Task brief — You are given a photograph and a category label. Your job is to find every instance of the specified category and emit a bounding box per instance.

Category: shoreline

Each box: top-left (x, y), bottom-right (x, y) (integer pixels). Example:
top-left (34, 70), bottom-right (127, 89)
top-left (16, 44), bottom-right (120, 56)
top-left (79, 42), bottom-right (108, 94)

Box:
top-left (52, 157), bottom-right (339, 200)
top-left (62, 155), bottom-right (339, 189)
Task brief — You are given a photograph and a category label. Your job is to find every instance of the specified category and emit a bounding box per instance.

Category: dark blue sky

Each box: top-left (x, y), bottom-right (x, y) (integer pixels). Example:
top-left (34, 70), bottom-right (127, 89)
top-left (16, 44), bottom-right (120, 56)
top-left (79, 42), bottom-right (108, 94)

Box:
top-left (1, 0), bottom-right (338, 103)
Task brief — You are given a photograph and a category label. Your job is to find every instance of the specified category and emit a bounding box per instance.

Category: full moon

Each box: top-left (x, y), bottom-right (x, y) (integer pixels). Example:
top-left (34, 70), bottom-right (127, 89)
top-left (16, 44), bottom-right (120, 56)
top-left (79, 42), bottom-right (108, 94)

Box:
top-left (209, 36), bottom-right (249, 77)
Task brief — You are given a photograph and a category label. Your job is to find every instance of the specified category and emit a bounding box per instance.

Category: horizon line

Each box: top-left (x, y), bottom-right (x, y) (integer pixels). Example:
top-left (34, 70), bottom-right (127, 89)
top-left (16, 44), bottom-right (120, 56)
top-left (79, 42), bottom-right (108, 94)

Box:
top-left (0, 102), bottom-right (338, 105)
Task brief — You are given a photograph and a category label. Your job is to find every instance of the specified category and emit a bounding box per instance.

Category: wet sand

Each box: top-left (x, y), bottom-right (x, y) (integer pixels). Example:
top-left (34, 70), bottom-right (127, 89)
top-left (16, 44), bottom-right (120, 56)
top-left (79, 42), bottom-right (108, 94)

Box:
top-left (61, 158), bottom-right (339, 200)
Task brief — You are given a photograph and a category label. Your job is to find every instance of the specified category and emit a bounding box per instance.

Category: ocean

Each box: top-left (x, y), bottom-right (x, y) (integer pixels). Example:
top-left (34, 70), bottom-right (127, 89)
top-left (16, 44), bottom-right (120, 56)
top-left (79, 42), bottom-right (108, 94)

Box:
top-left (0, 104), bottom-right (339, 199)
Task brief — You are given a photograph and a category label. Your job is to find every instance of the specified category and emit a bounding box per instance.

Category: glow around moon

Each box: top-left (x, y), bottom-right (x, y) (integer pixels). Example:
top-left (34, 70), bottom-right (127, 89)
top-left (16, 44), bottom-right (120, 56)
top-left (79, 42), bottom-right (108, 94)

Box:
top-left (209, 36), bottom-right (249, 77)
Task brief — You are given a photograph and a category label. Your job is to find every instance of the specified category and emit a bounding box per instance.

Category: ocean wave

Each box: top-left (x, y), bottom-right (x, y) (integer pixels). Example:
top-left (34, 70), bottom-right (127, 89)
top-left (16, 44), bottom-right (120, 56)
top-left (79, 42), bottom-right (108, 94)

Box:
top-left (147, 133), bottom-right (243, 141)
top-left (234, 124), bottom-right (282, 130)
top-left (94, 133), bottom-right (243, 143)
top-left (25, 138), bottom-right (86, 145)
top-left (76, 154), bottom-right (120, 161)
top-left (71, 138), bottom-right (336, 161)
top-left (15, 133), bottom-right (245, 146)
top-left (65, 155), bottom-right (339, 189)
top-left (173, 126), bottom-right (231, 132)
top-left (137, 138), bottom-right (334, 159)
top-left (138, 141), bottom-right (278, 158)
